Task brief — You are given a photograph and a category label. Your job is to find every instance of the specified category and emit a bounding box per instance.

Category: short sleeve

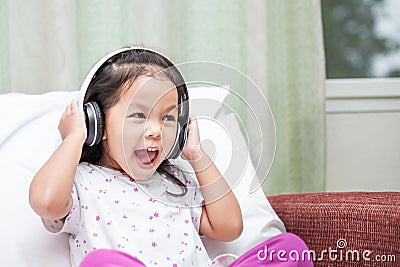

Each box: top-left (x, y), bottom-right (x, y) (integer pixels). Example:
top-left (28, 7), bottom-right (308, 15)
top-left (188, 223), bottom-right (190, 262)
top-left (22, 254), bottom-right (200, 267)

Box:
top-left (189, 185), bottom-right (204, 233)
top-left (41, 176), bottom-right (81, 235)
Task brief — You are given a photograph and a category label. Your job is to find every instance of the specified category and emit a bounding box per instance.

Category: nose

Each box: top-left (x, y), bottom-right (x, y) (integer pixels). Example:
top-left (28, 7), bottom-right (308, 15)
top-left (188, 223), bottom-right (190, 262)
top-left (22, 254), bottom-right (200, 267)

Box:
top-left (144, 120), bottom-right (161, 139)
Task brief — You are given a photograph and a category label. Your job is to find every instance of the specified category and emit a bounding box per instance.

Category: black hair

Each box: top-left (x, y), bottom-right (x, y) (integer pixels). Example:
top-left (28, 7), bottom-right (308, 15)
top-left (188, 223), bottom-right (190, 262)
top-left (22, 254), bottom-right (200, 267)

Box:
top-left (80, 48), bottom-right (187, 197)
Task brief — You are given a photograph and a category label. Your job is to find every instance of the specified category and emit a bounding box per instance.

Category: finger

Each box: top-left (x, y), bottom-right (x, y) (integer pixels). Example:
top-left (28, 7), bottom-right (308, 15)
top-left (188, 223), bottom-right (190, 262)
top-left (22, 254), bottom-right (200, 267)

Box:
top-left (189, 118), bottom-right (199, 130)
top-left (65, 103), bottom-right (70, 113)
top-left (67, 99), bottom-right (78, 114)
top-left (68, 101), bottom-right (76, 113)
top-left (71, 99), bottom-right (79, 112)
top-left (188, 114), bottom-right (196, 120)
top-left (190, 117), bottom-right (198, 125)
top-left (187, 115), bottom-right (196, 125)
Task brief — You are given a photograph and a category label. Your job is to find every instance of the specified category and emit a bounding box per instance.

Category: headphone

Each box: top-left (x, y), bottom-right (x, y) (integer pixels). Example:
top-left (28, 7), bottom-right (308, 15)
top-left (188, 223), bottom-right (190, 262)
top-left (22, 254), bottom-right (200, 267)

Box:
top-left (78, 47), bottom-right (189, 159)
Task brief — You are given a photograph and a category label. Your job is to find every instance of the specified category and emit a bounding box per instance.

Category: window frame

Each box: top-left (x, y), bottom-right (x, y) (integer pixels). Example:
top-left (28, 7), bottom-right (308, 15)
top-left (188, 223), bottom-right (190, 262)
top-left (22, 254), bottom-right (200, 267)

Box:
top-left (326, 78), bottom-right (400, 114)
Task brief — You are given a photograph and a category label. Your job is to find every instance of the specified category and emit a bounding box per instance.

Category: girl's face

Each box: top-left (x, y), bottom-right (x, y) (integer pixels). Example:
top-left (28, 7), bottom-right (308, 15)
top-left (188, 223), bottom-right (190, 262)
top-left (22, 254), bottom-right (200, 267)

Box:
top-left (102, 75), bottom-right (178, 180)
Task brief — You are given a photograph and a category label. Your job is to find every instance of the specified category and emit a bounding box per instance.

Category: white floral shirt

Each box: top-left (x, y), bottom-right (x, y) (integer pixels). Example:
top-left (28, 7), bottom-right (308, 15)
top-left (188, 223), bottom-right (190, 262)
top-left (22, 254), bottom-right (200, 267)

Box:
top-left (44, 162), bottom-right (209, 267)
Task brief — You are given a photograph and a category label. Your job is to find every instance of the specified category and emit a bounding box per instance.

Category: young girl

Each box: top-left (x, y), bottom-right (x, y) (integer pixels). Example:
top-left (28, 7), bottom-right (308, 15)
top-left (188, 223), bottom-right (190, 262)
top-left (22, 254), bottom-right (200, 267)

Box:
top-left (29, 47), bottom-right (313, 267)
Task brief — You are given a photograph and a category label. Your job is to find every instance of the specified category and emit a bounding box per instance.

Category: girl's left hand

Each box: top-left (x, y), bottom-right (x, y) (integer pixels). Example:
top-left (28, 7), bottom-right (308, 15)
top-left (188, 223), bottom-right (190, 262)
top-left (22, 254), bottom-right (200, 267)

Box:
top-left (181, 117), bottom-right (202, 162)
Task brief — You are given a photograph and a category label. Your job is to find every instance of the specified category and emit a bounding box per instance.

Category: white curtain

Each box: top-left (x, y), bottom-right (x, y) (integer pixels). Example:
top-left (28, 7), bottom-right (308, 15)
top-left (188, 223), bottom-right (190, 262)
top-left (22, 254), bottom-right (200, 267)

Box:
top-left (0, 0), bottom-right (325, 195)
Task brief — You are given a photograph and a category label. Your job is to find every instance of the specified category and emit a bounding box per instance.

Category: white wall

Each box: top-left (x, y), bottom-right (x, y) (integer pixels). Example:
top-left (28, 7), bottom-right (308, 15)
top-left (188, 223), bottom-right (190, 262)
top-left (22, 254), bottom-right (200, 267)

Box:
top-left (325, 79), bottom-right (400, 192)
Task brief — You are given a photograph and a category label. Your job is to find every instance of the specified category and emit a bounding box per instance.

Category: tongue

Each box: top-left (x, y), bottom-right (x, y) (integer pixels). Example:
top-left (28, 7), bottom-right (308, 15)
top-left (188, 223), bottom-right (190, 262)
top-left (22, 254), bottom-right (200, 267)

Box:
top-left (135, 149), bottom-right (157, 165)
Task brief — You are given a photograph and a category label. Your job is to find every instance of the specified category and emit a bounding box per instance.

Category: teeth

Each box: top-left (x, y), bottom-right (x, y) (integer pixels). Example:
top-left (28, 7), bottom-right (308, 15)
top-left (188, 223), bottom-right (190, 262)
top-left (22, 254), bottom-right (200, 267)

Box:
top-left (146, 147), bottom-right (158, 152)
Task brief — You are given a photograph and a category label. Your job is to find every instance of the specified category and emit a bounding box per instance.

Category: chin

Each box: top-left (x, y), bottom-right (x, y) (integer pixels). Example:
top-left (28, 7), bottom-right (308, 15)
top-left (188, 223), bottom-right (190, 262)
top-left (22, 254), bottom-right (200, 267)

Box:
top-left (126, 155), bottom-right (165, 181)
top-left (132, 175), bottom-right (152, 181)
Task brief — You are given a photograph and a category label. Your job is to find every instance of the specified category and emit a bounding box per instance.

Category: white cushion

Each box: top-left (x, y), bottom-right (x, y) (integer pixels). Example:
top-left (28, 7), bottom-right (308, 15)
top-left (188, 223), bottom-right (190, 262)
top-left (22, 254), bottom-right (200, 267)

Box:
top-left (0, 91), bottom-right (75, 267)
top-left (0, 87), bottom-right (284, 266)
top-left (187, 85), bottom-right (230, 118)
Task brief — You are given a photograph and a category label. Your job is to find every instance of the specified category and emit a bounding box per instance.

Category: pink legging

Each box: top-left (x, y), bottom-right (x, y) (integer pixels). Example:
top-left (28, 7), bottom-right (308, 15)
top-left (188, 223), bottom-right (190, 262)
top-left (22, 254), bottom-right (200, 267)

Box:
top-left (79, 232), bottom-right (314, 267)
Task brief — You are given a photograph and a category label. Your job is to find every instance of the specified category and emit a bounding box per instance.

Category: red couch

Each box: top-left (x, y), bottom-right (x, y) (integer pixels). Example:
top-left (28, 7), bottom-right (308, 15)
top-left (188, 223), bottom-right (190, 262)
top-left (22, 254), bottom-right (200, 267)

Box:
top-left (267, 192), bottom-right (400, 267)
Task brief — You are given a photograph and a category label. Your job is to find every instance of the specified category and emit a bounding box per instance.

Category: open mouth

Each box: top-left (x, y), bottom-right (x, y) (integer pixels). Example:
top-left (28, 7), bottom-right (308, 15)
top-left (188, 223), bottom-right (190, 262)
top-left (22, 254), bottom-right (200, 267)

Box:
top-left (134, 147), bottom-right (159, 169)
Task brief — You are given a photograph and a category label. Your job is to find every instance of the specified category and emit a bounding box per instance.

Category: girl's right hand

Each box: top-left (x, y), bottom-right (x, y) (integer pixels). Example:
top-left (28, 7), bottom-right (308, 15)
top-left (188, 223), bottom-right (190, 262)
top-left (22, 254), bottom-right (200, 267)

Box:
top-left (58, 99), bottom-right (87, 143)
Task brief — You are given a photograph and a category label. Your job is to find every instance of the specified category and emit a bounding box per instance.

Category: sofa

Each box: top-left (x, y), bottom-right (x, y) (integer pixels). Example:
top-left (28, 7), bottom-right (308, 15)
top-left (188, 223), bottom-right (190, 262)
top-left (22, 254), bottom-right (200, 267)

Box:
top-left (2, 89), bottom-right (399, 266)
top-left (267, 191), bottom-right (400, 267)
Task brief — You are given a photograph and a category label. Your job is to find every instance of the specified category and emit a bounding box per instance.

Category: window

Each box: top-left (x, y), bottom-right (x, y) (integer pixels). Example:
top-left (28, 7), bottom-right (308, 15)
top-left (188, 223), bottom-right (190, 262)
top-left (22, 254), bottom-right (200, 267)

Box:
top-left (321, 0), bottom-right (400, 78)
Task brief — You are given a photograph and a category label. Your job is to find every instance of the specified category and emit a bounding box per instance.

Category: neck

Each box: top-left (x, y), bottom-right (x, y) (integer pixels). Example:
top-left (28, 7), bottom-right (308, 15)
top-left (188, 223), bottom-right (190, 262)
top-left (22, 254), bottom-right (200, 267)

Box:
top-left (99, 155), bottom-right (123, 172)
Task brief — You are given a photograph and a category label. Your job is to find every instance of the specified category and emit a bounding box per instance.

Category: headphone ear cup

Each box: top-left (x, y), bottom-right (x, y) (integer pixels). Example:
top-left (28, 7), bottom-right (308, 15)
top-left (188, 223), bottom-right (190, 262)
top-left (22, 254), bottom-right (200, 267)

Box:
top-left (83, 101), bottom-right (104, 146)
top-left (166, 121), bottom-right (188, 160)
top-left (178, 124), bottom-right (188, 155)
top-left (167, 87), bottom-right (189, 159)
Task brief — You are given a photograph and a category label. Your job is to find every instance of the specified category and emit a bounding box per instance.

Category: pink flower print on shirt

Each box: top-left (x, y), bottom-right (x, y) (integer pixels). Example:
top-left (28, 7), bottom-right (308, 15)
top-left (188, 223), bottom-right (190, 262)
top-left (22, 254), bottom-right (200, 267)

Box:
top-left (96, 215), bottom-right (100, 221)
top-left (149, 228), bottom-right (155, 233)
top-left (107, 221), bottom-right (112, 226)
top-left (149, 197), bottom-right (156, 203)
top-left (184, 219), bottom-right (189, 224)
top-left (174, 205), bottom-right (182, 212)
top-left (99, 189), bottom-right (108, 195)
top-left (184, 232), bottom-right (188, 237)
top-left (122, 215), bottom-right (128, 219)
top-left (133, 187), bottom-right (139, 192)
top-left (152, 242), bottom-right (157, 247)
top-left (149, 212), bottom-right (159, 220)
top-left (114, 200), bottom-right (120, 204)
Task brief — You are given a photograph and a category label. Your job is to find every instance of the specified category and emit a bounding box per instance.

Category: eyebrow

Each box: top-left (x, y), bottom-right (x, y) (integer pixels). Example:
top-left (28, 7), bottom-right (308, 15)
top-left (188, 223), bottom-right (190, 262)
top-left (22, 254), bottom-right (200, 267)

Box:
top-left (128, 102), bottom-right (177, 113)
top-left (129, 102), bottom-right (148, 110)
top-left (163, 104), bottom-right (178, 113)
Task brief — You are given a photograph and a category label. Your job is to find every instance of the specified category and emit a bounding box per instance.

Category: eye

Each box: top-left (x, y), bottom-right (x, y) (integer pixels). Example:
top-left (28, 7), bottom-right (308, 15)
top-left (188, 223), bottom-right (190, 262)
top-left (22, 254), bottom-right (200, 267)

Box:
top-left (130, 113), bottom-right (146, 119)
top-left (162, 115), bottom-right (176, 122)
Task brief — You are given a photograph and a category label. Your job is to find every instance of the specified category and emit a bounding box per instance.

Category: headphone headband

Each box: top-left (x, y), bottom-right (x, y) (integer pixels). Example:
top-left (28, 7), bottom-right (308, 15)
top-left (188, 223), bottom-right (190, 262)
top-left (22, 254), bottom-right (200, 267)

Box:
top-left (79, 47), bottom-right (170, 115)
